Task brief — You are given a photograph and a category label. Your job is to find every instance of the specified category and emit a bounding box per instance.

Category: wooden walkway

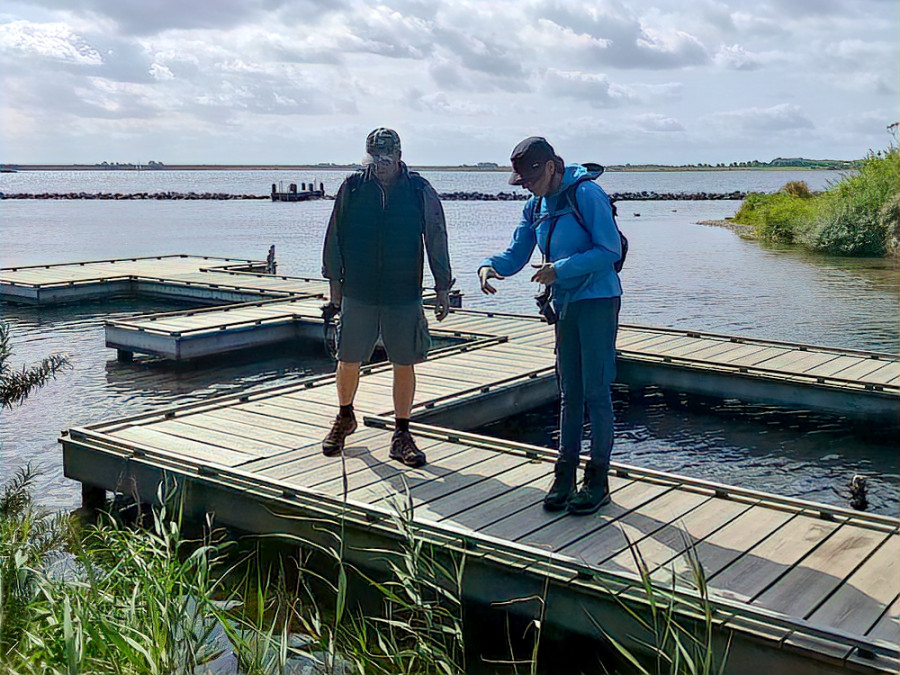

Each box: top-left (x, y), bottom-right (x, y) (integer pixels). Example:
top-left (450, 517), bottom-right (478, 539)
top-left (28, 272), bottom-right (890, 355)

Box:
top-left (10, 255), bottom-right (894, 672)
top-left (105, 298), bottom-right (899, 422)
top-left (0, 255), bottom-right (326, 305)
top-left (62, 354), bottom-right (899, 674)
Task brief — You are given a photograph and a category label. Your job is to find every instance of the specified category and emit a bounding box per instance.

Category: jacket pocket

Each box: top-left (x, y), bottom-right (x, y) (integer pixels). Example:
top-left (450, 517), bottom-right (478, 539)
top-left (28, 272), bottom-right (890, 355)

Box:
top-left (413, 308), bottom-right (431, 360)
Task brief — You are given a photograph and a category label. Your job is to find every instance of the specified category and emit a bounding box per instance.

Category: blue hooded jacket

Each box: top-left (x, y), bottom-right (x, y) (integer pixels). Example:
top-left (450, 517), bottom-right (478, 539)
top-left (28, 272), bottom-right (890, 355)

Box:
top-left (480, 164), bottom-right (622, 312)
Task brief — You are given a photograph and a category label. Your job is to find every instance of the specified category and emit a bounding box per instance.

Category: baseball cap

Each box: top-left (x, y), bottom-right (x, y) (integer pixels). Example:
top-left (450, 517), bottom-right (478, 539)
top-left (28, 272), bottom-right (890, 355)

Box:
top-left (508, 136), bottom-right (557, 185)
top-left (364, 127), bottom-right (401, 164)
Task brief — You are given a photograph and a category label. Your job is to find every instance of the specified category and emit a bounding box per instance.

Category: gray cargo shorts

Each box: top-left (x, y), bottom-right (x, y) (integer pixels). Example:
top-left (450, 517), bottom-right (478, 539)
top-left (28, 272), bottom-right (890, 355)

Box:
top-left (337, 297), bottom-right (431, 365)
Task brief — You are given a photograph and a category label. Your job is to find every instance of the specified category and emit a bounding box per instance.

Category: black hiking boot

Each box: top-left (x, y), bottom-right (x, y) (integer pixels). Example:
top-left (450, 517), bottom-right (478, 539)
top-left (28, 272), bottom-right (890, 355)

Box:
top-left (389, 430), bottom-right (427, 468)
top-left (567, 464), bottom-right (611, 516)
top-left (543, 460), bottom-right (577, 512)
top-left (322, 412), bottom-right (357, 457)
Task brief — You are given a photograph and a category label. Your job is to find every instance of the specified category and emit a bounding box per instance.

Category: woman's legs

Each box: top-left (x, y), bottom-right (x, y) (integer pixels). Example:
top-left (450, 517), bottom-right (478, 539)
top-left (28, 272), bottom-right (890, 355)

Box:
top-left (555, 312), bottom-right (584, 465)
top-left (580, 297), bottom-right (620, 470)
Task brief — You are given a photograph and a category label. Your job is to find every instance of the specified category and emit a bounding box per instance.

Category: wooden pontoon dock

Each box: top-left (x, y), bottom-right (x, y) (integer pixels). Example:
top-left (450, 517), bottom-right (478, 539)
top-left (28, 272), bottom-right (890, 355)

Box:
top-left (1, 255), bottom-right (897, 673)
top-left (2, 255), bottom-right (895, 423)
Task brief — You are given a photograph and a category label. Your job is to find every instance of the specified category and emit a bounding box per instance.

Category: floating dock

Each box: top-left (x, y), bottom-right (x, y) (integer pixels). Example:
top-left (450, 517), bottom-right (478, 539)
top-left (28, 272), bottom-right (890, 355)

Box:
top-left (2, 255), bottom-right (897, 673)
top-left (61, 357), bottom-right (899, 675)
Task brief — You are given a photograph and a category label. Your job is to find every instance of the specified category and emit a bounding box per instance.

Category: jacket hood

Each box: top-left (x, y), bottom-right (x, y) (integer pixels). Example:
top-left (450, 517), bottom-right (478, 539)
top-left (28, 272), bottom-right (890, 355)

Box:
top-left (553, 163), bottom-right (601, 195)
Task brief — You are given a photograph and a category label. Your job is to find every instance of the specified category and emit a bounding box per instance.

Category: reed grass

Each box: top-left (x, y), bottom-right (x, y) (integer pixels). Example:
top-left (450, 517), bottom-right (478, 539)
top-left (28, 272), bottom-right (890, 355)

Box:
top-left (591, 531), bottom-right (731, 675)
top-left (0, 322), bottom-right (70, 409)
top-left (2, 464), bottom-right (731, 674)
top-left (733, 147), bottom-right (899, 256)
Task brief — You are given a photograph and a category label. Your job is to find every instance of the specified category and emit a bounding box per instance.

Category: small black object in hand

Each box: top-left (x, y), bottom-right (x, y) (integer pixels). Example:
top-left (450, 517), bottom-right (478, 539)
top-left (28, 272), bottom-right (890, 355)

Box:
top-left (321, 302), bottom-right (340, 323)
top-left (535, 287), bottom-right (558, 325)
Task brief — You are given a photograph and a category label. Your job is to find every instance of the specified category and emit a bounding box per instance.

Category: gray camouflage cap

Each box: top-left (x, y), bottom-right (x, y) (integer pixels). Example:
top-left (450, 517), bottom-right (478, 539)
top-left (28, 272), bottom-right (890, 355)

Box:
top-left (365, 127), bottom-right (401, 162)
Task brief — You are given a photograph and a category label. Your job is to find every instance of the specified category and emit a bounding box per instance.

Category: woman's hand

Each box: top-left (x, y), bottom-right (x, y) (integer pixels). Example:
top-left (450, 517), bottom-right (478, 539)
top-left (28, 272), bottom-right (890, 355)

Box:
top-left (530, 262), bottom-right (556, 285)
top-left (478, 266), bottom-right (504, 294)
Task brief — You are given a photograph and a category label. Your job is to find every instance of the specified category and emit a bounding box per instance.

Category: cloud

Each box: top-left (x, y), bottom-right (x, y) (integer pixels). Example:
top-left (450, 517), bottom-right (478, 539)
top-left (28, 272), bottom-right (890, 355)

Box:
top-left (23, 0), bottom-right (342, 36)
top-left (148, 62), bottom-right (174, 80)
top-left (533, 2), bottom-right (710, 69)
top-left (543, 69), bottom-right (633, 108)
top-left (0, 20), bottom-right (101, 64)
top-left (634, 113), bottom-right (685, 132)
top-left (707, 103), bottom-right (814, 133)
top-left (714, 44), bottom-right (762, 70)
top-left (543, 69), bottom-right (682, 107)
top-left (406, 90), bottom-right (495, 116)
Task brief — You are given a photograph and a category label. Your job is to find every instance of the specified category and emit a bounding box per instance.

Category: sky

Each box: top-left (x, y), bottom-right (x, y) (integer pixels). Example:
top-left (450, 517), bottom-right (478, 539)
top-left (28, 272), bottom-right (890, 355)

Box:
top-left (1, 0), bottom-right (897, 166)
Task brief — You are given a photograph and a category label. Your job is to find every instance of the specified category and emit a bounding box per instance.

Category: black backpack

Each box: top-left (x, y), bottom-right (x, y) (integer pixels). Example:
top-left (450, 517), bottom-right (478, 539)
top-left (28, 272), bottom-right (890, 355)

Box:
top-left (533, 163), bottom-right (628, 272)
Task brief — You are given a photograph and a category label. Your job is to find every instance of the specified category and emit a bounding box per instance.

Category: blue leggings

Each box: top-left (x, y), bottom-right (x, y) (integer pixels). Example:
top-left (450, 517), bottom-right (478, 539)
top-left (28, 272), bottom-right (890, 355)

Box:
top-left (555, 297), bottom-right (620, 468)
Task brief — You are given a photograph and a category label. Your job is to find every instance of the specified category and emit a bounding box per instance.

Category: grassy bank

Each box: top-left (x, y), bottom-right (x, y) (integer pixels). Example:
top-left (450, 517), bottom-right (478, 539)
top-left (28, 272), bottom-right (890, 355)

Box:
top-left (1, 467), bottom-right (732, 674)
top-left (732, 148), bottom-right (899, 256)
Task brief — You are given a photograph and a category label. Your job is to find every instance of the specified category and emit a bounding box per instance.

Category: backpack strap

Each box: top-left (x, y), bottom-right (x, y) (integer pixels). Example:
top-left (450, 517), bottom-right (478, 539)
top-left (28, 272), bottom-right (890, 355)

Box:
top-left (564, 174), bottom-right (628, 273)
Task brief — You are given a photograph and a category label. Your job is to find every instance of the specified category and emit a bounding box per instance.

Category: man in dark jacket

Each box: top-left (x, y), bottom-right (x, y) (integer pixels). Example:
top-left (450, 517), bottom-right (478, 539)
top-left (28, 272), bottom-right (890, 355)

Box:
top-left (321, 128), bottom-right (453, 467)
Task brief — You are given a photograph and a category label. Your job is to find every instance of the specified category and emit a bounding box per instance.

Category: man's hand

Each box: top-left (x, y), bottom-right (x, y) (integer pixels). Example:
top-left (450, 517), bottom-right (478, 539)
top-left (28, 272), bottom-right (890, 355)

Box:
top-left (434, 290), bottom-right (450, 321)
top-left (478, 266), bottom-right (504, 294)
top-left (530, 262), bottom-right (556, 285)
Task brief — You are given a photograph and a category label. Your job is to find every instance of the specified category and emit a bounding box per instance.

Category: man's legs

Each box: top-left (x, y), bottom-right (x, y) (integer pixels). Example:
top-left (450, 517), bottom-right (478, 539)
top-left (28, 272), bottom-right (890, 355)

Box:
top-left (337, 360), bottom-right (361, 406)
top-left (392, 363), bottom-right (415, 418)
top-left (322, 297), bottom-right (379, 457)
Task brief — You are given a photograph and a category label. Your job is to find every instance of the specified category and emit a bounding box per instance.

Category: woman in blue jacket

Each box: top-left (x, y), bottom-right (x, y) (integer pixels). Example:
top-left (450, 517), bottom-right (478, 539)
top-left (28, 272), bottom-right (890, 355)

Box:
top-left (478, 137), bottom-right (622, 515)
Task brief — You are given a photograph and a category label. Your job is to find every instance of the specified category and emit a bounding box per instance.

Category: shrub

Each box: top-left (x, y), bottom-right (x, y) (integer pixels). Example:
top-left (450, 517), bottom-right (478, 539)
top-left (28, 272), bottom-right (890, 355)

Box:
top-left (733, 147), bottom-right (899, 255)
top-left (781, 181), bottom-right (812, 198)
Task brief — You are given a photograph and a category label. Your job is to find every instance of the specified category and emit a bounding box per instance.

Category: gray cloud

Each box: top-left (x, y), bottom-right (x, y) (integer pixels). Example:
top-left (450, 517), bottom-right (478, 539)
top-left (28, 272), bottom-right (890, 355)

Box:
top-left (543, 69), bottom-right (632, 108)
top-left (24, 0), bottom-right (342, 36)
top-left (535, 1), bottom-right (710, 69)
top-left (707, 103), bottom-right (815, 132)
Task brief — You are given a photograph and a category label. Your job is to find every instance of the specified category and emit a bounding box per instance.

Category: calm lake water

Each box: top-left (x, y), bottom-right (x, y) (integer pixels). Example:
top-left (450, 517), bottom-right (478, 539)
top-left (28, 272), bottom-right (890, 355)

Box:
top-left (1, 170), bottom-right (897, 515)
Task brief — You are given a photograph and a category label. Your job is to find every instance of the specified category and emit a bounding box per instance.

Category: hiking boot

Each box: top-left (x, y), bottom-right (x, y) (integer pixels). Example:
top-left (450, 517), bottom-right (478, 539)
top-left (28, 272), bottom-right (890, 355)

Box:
top-left (567, 464), bottom-right (611, 516)
top-left (389, 430), bottom-right (427, 468)
top-left (543, 460), bottom-right (577, 512)
top-left (322, 412), bottom-right (357, 457)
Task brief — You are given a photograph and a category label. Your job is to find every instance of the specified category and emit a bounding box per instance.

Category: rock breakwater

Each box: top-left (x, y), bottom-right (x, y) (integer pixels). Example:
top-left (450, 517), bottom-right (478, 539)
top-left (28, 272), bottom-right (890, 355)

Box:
top-left (1, 190), bottom-right (748, 201)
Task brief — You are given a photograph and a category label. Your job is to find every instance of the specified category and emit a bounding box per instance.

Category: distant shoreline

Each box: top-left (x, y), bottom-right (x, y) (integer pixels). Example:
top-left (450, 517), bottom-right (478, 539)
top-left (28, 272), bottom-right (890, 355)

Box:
top-left (1, 164), bottom-right (851, 173)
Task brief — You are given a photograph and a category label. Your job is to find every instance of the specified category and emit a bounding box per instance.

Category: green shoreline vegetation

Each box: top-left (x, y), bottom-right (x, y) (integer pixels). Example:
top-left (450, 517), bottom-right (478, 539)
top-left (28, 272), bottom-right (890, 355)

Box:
top-left (1, 467), bottom-right (730, 675)
top-left (731, 147), bottom-right (899, 256)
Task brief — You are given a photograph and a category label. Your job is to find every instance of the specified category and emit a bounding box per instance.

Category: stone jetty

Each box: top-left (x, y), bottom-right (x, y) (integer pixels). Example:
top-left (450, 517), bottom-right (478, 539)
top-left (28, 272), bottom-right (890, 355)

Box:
top-left (1, 190), bottom-right (749, 201)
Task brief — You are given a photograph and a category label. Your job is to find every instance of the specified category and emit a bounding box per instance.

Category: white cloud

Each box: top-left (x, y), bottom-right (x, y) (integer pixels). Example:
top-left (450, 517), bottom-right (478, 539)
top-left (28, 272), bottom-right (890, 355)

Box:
top-left (634, 113), bottom-right (685, 132)
top-left (148, 62), bottom-right (173, 80)
top-left (0, 20), bottom-right (101, 64)
top-left (0, 0), bottom-right (896, 164)
top-left (714, 44), bottom-right (762, 70)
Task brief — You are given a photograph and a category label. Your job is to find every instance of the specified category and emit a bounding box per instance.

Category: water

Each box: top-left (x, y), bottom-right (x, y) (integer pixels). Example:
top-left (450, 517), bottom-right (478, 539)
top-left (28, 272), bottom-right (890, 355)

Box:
top-left (1, 170), bottom-right (897, 515)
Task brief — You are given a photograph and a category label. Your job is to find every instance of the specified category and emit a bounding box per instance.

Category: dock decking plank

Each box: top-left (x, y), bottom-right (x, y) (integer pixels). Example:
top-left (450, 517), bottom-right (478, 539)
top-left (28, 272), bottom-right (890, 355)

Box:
top-left (707, 514), bottom-right (839, 603)
top-left (557, 488), bottom-right (712, 567)
top-left (651, 503), bottom-right (796, 584)
top-left (752, 522), bottom-right (890, 617)
top-left (491, 478), bottom-right (667, 546)
top-left (809, 535), bottom-right (899, 635)
top-left (111, 426), bottom-right (250, 466)
top-left (136, 418), bottom-right (291, 457)
top-left (866, 597), bottom-right (900, 644)
top-left (602, 496), bottom-right (753, 577)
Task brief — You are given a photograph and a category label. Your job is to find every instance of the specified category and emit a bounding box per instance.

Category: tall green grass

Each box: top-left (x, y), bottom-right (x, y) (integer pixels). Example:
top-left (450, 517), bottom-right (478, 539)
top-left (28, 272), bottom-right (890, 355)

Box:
top-left (2, 467), bottom-right (730, 674)
top-left (733, 147), bottom-right (899, 256)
